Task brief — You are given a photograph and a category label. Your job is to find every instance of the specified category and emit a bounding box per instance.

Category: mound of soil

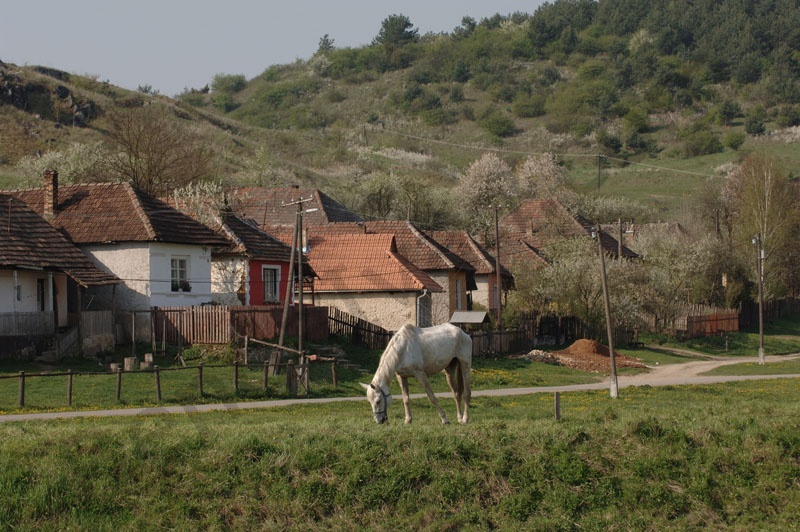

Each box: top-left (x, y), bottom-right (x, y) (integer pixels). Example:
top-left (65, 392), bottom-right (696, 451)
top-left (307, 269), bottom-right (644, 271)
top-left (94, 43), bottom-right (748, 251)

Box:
top-left (553, 339), bottom-right (647, 374)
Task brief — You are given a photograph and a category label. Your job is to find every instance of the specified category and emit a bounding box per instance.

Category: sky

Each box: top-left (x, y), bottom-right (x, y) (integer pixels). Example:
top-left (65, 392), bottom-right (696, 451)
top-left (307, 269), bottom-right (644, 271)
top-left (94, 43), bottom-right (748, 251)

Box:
top-left (1, 1), bottom-right (547, 97)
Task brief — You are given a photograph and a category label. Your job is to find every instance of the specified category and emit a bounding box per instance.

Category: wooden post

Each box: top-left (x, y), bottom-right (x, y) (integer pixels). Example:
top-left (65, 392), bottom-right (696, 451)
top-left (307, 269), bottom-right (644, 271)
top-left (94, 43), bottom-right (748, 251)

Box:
top-left (244, 336), bottom-right (249, 366)
top-left (18, 371), bottom-right (24, 408)
top-left (154, 365), bottom-right (162, 402)
top-left (67, 369), bottom-right (73, 407)
top-left (286, 360), bottom-right (297, 396)
top-left (116, 367), bottom-right (122, 401)
top-left (554, 392), bottom-right (561, 420)
top-left (331, 361), bottom-right (338, 388)
top-left (233, 361), bottom-right (239, 393)
top-left (262, 361), bottom-right (269, 393)
top-left (198, 364), bottom-right (204, 396)
top-left (131, 312), bottom-right (136, 357)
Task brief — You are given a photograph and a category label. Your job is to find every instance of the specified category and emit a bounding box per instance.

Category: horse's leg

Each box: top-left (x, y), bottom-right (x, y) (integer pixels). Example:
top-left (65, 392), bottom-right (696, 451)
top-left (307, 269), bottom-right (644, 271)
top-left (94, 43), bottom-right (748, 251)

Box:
top-left (444, 361), bottom-right (463, 423)
top-left (459, 359), bottom-right (471, 424)
top-left (396, 375), bottom-right (413, 424)
top-left (415, 371), bottom-right (449, 424)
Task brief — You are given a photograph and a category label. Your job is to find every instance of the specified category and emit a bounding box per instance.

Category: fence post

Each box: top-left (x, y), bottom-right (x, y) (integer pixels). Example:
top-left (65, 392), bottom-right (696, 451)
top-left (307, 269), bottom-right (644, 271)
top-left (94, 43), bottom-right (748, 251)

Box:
top-left (286, 360), bottom-right (297, 396)
top-left (67, 369), bottom-right (73, 407)
top-left (233, 361), bottom-right (239, 394)
top-left (154, 365), bottom-right (162, 402)
top-left (262, 361), bottom-right (269, 393)
top-left (18, 371), bottom-right (24, 408)
top-left (331, 361), bottom-right (338, 388)
top-left (554, 392), bottom-right (561, 421)
top-left (116, 367), bottom-right (122, 402)
top-left (198, 364), bottom-right (204, 396)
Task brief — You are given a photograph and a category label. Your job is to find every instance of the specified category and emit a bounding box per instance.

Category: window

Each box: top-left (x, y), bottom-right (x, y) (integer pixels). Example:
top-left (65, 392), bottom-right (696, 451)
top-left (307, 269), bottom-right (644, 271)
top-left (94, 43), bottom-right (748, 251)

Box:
top-left (171, 257), bottom-right (188, 292)
top-left (263, 266), bottom-right (281, 303)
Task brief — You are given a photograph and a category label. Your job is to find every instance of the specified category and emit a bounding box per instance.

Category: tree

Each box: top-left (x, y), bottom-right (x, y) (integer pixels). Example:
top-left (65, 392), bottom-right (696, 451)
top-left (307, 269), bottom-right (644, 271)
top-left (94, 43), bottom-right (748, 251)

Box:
top-left (514, 152), bottom-right (577, 207)
top-left (373, 14), bottom-right (418, 48)
top-left (317, 34), bottom-right (335, 54)
top-left (724, 153), bottom-right (800, 297)
top-left (106, 106), bottom-right (213, 196)
top-left (457, 153), bottom-right (516, 238)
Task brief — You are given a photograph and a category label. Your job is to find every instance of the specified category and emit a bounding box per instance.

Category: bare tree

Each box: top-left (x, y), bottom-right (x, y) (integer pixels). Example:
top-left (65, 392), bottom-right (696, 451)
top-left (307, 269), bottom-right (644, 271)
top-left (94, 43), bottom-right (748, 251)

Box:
top-left (106, 105), bottom-right (213, 196)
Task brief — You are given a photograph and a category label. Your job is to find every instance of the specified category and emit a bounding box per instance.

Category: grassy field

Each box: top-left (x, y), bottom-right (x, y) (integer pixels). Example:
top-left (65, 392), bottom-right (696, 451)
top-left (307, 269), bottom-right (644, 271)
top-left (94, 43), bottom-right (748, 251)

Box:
top-left (0, 379), bottom-right (798, 530)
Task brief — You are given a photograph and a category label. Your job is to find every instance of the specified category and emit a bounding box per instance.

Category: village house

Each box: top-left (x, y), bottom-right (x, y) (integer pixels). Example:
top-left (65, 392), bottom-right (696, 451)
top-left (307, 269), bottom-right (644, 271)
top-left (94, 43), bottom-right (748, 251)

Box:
top-left (229, 186), bottom-right (364, 228)
top-left (302, 232), bottom-right (442, 331)
top-left (426, 230), bottom-right (515, 315)
top-left (210, 211), bottom-right (315, 306)
top-left (0, 193), bottom-right (120, 357)
top-left (499, 198), bottom-right (638, 269)
top-left (10, 171), bottom-right (230, 321)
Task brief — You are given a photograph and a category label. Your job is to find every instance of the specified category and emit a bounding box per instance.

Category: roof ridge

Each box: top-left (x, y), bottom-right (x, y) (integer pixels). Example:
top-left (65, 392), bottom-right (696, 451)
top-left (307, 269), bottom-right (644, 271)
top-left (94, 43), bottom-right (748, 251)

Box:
top-left (127, 185), bottom-right (158, 240)
top-left (407, 221), bottom-right (457, 270)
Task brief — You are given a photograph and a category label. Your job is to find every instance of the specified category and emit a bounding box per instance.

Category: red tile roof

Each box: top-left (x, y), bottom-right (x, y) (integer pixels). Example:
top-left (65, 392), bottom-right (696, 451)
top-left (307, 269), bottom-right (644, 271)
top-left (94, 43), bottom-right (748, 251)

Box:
top-left (229, 187), bottom-right (363, 227)
top-left (12, 182), bottom-right (229, 246)
top-left (306, 233), bottom-right (442, 293)
top-left (0, 194), bottom-right (120, 287)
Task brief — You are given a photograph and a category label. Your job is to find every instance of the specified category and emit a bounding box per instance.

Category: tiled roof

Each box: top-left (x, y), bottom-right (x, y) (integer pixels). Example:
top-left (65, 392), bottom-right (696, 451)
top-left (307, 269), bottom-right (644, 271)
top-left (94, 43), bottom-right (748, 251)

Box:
top-left (0, 194), bottom-right (120, 287)
top-left (306, 233), bottom-right (442, 293)
top-left (296, 221), bottom-right (476, 273)
top-left (428, 230), bottom-right (514, 281)
top-left (501, 199), bottom-right (638, 260)
top-left (229, 187), bottom-right (363, 227)
top-left (12, 182), bottom-right (229, 246)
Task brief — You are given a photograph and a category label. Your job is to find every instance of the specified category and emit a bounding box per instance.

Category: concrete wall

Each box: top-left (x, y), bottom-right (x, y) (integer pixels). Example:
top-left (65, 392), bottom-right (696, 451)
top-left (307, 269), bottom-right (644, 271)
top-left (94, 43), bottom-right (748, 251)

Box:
top-left (149, 242), bottom-right (213, 308)
top-left (315, 292), bottom-right (418, 331)
top-left (0, 270), bottom-right (66, 325)
top-left (83, 243), bottom-right (151, 311)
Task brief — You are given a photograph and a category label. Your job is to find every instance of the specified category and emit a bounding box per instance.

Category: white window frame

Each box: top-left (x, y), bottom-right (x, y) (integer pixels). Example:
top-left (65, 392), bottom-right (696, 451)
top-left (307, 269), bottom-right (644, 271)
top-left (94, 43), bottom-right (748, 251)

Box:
top-left (171, 257), bottom-right (189, 292)
top-left (262, 265), bottom-right (281, 303)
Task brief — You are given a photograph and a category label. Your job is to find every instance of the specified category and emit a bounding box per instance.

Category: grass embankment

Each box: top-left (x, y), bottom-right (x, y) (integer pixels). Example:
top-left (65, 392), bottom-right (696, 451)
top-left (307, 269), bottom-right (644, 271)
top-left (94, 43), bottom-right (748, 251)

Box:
top-left (0, 379), bottom-right (798, 530)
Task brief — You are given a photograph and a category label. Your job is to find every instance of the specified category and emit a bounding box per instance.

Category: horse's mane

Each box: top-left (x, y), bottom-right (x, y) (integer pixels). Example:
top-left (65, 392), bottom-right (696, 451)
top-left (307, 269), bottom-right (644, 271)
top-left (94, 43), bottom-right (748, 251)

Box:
top-left (373, 323), bottom-right (416, 384)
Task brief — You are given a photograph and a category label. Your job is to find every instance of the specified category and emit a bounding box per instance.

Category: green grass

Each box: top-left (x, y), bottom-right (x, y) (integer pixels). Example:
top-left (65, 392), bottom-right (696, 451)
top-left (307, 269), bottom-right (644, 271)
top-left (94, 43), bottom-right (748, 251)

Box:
top-left (0, 379), bottom-right (798, 529)
top-left (0, 344), bottom-right (602, 415)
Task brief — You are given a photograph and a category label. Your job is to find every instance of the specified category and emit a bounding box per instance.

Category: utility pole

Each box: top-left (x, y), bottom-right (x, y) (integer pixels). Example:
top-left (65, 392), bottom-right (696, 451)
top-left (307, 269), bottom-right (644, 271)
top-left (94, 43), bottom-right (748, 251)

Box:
top-left (494, 205), bottom-right (502, 330)
top-left (594, 226), bottom-right (619, 398)
top-left (753, 234), bottom-right (765, 365)
top-left (278, 216), bottom-right (298, 347)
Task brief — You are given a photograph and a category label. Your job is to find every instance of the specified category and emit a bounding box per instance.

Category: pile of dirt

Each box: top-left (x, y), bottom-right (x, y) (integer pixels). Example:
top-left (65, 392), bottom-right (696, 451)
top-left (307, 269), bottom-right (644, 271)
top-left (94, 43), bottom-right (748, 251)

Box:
top-left (553, 339), bottom-right (647, 373)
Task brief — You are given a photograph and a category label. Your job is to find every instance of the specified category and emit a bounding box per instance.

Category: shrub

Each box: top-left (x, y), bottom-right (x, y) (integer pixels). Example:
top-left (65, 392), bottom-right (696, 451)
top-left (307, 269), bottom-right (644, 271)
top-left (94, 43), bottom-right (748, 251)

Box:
top-left (211, 73), bottom-right (247, 94)
top-left (723, 131), bottom-right (746, 151)
top-left (479, 111), bottom-right (519, 138)
top-left (512, 93), bottom-right (546, 118)
top-left (744, 106), bottom-right (767, 135)
top-left (683, 130), bottom-right (723, 157)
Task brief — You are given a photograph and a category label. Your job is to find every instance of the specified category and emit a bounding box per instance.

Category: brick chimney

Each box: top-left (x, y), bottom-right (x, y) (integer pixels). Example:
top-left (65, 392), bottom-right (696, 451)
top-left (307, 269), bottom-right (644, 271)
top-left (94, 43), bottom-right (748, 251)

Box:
top-left (43, 169), bottom-right (58, 219)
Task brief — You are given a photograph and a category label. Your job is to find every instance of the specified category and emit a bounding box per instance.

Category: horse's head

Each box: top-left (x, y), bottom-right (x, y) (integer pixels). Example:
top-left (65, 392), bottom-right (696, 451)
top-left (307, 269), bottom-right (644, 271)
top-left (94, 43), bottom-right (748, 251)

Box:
top-left (360, 382), bottom-right (392, 424)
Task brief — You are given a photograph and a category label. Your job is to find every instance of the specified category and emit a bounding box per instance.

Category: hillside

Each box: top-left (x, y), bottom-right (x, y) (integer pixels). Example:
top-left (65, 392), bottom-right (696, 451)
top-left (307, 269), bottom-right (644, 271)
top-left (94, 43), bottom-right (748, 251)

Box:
top-left (2, 0), bottom-right (799, 230)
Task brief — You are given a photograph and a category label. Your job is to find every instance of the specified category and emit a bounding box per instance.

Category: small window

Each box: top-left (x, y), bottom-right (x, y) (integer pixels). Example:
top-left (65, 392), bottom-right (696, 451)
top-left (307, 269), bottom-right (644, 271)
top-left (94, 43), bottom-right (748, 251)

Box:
top-left (263, 266), bottom-right (281, 303)
top-left (171, 257), bottom-right (188, 292)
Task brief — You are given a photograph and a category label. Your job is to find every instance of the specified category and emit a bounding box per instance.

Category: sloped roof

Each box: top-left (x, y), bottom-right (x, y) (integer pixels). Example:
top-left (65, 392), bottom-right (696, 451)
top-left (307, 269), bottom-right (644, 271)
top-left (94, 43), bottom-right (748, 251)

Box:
top-left (306, 233), bottom-right (442, 293)
top-left (229, 187), bottom-right (363, 227)
top-left (427, 230), bottom-right (514, 281)
top-left (12, 182), bottom-right (229, 246)
top-left (294, 221), bottom-right (476, 274)
top-left (501, 199), bottom-right (637, 261)
top-left (0, 194), bottom-right (120, 287)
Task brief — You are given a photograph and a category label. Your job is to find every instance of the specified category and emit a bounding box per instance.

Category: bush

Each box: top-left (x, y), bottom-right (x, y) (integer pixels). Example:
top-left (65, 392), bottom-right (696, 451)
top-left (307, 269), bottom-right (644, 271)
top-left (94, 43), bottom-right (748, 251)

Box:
top-left (479, 112), bottom-right (520, 138)
top-left (683, 130), bottom-right (723, 157)
top-left (723, 131), bottom-right (746, 151)
top-left (211, 73), bottom-right (247, 94)
top-left (744, 106), bottom-right (767, 135)
top-left (512, 93), bottom-right (546, 118)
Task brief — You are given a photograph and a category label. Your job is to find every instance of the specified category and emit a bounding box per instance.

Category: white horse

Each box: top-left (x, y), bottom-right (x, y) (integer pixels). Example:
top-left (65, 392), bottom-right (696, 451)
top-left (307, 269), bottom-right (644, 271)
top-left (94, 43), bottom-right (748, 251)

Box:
top-left (361, 323), bottom-right (472, 425)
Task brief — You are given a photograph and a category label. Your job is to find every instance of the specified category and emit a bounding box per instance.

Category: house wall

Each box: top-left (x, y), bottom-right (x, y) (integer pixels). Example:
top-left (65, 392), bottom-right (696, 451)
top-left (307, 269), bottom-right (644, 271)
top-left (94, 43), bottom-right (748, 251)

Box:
top-left (0, 270), bottom-right (66, 326)
top-left (429, 271), bottom-right (451, 326)
top-left (211, 257), bottom-right (248, 306)
top-left (149, 242), bottom-right (213, 307)
top-left (315, 292), bottom-right (418, 331)
top-left (249, 259), bottom-right (291, 306)
top-left (83, 243), bottom-right (151, 311)
top-left (473, 274), bottom-right (498, 310)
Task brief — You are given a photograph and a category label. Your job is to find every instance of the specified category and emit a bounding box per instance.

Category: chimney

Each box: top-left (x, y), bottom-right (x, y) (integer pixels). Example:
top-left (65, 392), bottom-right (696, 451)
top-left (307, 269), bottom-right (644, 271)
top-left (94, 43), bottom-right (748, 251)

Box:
top-left (43, 169), bottom-right (58, 219)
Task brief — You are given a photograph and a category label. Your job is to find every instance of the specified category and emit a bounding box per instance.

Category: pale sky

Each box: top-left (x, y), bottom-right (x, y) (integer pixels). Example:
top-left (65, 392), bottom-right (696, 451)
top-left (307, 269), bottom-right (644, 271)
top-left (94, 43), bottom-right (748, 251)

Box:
top-left (1, 1), bottom-right (546, 96)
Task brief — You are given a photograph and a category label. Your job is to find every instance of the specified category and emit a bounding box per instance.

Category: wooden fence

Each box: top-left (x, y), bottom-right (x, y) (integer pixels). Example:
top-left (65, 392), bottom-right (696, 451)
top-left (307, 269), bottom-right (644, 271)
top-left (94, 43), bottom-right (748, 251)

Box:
top-left (685, 313), bottom-right (740, 338)
top-left (0, 311), bottom-right (53, 336)
top-left (149, 305), bottom-right (329, 346)
top-left (327, 307), bottom-right (393, 350)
